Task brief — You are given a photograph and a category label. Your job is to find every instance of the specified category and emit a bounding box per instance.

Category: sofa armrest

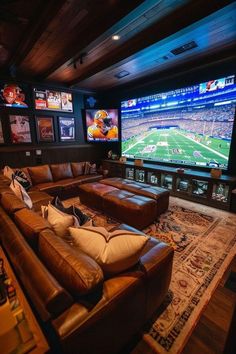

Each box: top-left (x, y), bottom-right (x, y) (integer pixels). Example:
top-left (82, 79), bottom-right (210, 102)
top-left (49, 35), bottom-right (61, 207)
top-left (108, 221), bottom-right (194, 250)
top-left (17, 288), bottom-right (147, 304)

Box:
top-left (140, 240), bottom-right (174, 320)
top-left (0, 206), bottom-right (73, 320)
top-left (52, 271), bottom-right (145, 354)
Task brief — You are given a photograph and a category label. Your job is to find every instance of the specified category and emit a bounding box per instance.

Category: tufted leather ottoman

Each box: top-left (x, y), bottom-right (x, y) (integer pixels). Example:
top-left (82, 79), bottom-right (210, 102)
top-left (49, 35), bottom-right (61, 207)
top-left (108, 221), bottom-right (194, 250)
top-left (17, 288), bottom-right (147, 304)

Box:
top-left (78, 182), bottom-right (118, 210)
top-left (103, 189), bottom-right (157, 229)
top-left (100, 177), bottom-right (169, 217)
top-left (78, 182), bottom-right (157, 229)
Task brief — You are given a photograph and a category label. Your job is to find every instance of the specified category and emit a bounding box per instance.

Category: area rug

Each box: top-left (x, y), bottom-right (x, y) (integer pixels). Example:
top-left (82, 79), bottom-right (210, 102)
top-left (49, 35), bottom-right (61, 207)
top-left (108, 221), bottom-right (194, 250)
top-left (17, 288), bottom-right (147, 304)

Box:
top-left (64, 198), bottom-right (236, 353)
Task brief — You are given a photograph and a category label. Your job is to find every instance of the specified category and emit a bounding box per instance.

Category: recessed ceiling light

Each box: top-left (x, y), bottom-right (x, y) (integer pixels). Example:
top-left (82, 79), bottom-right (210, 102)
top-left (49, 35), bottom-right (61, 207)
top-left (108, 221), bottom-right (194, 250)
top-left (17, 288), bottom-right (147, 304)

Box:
top-left (114, 70), bottom-right (130, 79)
top-left (112, 35), bottom-right (120, 41)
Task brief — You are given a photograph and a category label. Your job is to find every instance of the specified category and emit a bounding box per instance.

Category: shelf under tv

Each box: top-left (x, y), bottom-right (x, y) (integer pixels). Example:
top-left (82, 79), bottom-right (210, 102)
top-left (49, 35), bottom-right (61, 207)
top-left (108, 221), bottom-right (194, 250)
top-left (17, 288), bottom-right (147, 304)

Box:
top-left (102, 159), bottom-right (236, 211)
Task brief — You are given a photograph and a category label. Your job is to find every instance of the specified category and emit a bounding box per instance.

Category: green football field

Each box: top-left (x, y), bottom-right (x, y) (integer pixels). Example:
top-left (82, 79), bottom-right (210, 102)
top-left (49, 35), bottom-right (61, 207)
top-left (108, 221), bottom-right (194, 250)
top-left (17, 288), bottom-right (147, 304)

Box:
top-left (122, 128), bottom-right (230, 167)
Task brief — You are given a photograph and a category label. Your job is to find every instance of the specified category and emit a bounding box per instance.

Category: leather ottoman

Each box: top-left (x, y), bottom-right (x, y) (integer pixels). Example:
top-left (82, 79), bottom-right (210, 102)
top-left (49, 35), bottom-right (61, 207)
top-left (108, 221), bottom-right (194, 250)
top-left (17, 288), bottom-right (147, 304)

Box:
top-left (103, 189), bottom-right (157, 230)
top-left (100, 178), bottom-right (169, 217)
top-left (78, 182), bottom-right (118, 210)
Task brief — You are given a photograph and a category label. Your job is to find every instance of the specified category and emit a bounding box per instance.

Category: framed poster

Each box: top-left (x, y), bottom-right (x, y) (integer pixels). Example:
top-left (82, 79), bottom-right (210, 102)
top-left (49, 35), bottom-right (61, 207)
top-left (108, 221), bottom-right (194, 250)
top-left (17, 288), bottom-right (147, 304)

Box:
top-left (34, 88), bottom-right (73, 112)
top-left (0, 119), bottom-right (4, 144)
top-left (58, 117), bottom-right (75, 141)
top-left (9, 115), bottom-right (32, 144)
top-left (36, 116), bottom-right (55, 142)
top-left (0, 83), bottom-right (29, 108)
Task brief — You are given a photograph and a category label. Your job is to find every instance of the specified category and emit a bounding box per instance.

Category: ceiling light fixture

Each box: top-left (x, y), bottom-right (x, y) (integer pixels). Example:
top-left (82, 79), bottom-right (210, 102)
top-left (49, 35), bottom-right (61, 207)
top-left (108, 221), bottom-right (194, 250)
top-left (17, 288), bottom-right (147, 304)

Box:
top-left (114, 70), bottom-right (130, 79)
top-left (112, 35), bottom-right (120, 41)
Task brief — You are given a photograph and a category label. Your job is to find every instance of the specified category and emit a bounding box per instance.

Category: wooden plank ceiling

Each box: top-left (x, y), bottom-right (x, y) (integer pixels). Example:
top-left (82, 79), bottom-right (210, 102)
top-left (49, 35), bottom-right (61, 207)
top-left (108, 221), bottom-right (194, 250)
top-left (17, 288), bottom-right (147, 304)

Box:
top-left (0, 0), bottom-right (235, 92)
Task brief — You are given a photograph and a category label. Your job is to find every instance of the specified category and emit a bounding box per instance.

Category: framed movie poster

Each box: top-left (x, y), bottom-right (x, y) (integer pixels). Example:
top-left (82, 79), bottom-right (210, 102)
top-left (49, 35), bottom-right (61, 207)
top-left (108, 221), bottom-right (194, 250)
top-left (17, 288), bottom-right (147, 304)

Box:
top-left (36, 116), bottom-right (55, 142)
top-left (0, 119), bottom-right (4, 144)
top-left (0, 83), bottom-right (29, 108)
top-left (58, 117), bottom-right (75, 141)
top-left (9, 115), bottom-right (32, 144)
top-left (34, 88), bottom-right (73, 112)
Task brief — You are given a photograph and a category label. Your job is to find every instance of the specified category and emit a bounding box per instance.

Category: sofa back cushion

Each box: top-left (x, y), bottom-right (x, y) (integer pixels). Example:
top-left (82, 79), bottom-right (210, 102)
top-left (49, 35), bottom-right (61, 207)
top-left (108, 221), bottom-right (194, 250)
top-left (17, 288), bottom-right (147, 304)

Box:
top-left (50, 163), bottom-right (73, 181)
top-left (28, 165), bottom-right (53, 185)
top-left (71, 162), bottom-right (85, 177)
top-left (14, 208), bottom-right (52, 248)
top-left (0, 190), bottom-right (27, 214)
top-left (38, 229), bottom-right (104, 297)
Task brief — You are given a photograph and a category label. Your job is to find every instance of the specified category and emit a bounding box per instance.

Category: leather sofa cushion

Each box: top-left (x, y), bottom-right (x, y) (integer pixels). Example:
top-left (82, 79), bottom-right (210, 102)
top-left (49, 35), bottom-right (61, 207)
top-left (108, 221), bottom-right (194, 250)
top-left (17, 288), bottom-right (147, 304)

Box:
top-left (0, 190), bottom-right (27, 214)
top-left (71, 162), bottom-right (85, 177)
top-left (50, 163), bottom-right (73, 182)
top-left (28, 165), bottom-right (53, 185)
top-left (28, 191), bottom-right (53, 212)
top-left (38, 229), bottom-right (104, 297)
top-left (14, 208), bottom-right (52, 247)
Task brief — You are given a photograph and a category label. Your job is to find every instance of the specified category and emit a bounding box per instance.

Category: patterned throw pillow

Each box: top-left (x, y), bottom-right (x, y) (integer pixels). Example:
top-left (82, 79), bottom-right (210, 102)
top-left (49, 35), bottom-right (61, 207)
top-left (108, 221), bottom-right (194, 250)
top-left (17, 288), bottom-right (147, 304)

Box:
top-left (52, 196), bottom-right (91, 226)
top-left (84, 162), bottom-right (97, 175)
top-left (14, 169), bottom-right (32, 191)
top-left (69, 226), bottom-right (150, 275)
top-left (41, 204), bottom-right (79, 241)
top-left (10, 178), bottom-right (33, 209)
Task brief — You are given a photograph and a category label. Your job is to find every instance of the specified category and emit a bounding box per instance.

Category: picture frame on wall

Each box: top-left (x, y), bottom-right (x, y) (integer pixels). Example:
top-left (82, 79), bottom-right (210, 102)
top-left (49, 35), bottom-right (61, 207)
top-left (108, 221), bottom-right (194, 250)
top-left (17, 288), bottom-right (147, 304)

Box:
top-left (36, 116), bottom-right (55, 142)
top-left (0, 119), bottom-right (4, 144)
top-left (9, 115), bottom-right (32, 144)
top-left (34, 88), bottom-right (73, 113)
top-left (58, 116), bottom-right (75, 141)
top-left (0, 83), bottom-right (29, 108)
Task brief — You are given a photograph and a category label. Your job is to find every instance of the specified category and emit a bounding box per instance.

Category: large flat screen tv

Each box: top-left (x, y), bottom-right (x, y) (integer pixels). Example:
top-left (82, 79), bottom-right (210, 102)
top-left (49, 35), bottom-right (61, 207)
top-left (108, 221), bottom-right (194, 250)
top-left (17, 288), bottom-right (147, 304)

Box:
top-left (85, 109), bottom-right (119, 142)
top-left (121, 75), bottom-right (236, 170)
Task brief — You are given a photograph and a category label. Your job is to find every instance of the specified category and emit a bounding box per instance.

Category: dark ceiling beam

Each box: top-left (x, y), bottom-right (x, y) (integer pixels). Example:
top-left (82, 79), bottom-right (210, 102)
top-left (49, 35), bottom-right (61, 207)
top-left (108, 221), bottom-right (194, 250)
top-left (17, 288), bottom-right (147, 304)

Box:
top-left (68, 0), bottom-right (234, 87)
top-left (40, 0), bottom-right (144, 80)
top-left (110, 45), bottom-right (236, 95)
top-left (6, 0), bottom-right (66, 70)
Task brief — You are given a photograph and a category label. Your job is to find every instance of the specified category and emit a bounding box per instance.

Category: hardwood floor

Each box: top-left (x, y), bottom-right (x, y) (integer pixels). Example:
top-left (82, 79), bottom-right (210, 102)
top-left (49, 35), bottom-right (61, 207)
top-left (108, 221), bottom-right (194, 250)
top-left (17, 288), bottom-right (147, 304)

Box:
top-left (130, 257), bottom-right (236, 354)
top-left (182, 257), bottom-right (236, 354)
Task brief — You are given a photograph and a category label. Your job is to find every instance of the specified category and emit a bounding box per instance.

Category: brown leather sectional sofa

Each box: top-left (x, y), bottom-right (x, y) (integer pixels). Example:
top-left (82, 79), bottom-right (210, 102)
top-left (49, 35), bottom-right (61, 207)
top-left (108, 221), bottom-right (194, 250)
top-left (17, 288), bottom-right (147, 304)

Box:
top-left (21, 162), bottom-right (103, 199)
top-left (0, 163), bottom-right (174, 354)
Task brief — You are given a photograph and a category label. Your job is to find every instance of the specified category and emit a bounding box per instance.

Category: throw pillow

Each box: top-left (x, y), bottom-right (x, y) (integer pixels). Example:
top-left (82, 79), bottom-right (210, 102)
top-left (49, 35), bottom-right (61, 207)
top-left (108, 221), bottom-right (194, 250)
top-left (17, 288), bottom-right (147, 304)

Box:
top-left (69, 226), bottom-right (149, 274)
top-left (52, 196), bottom-right (91, 226)
top-left (42, 204), bottom-right (79, 241)
top-left (10, 178), bottom-right (33, 209)
top-left (84, 162), bottom-right (97, 175)
top-left (14, 169), bottom-right (32, 191)
top-left (3, 166), bottom-right (14, 180)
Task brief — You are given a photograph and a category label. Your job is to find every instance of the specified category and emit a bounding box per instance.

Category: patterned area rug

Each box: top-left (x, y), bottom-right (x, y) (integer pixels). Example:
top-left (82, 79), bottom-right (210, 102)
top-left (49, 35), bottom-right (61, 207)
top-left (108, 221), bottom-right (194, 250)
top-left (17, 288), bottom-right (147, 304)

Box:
top-left (64, 198), bottom-right (236, 353)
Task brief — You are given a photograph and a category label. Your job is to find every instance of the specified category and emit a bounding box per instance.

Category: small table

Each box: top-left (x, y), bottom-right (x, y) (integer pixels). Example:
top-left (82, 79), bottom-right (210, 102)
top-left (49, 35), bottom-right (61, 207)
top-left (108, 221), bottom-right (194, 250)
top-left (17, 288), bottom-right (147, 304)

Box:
top-left (0, 247), bottom-right (49, 354)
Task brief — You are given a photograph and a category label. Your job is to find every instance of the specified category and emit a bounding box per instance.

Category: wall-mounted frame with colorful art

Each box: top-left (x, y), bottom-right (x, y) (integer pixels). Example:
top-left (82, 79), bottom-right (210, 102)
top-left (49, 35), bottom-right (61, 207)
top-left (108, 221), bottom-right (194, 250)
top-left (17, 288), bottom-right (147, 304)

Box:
top-left (35, 116), bottom-right (55, 142)
top-left (58, 117), bottom-right (75, 141)
top-left (34, 88), bottom-right (73, 113)
top-left (9, 115), bottom-right (32, 144)
top-left (0, 118), bottom-right (4, 144)
top-left (0, 83), bottom-right (29, 108)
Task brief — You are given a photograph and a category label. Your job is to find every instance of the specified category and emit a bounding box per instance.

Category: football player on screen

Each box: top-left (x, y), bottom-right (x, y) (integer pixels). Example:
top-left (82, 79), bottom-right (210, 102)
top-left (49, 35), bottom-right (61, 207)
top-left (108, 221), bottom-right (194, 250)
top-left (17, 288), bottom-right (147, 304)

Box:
top-left (87, 110), bottom-right (118, 140)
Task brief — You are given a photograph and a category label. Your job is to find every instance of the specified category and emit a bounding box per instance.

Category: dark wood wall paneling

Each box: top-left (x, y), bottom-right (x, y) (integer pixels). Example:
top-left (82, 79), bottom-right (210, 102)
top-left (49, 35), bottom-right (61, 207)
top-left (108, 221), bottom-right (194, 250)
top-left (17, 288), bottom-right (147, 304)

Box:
top-left (0, 81), bottom-right (116, 168)
top-left (99, 56), bottom-right (236, 175)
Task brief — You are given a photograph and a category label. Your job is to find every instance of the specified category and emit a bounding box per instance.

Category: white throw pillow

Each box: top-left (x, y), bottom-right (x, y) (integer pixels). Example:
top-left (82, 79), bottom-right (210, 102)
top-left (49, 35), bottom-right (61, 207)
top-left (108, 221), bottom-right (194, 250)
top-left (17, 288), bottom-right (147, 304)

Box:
top-left (69, 226), bottom-right (149, 274)
top-left (3, 166), bottom-right (14, 180)
top-left (10, 178), bottom-right (33, 209)
top-left (43, 204), bottom-right (79, 240)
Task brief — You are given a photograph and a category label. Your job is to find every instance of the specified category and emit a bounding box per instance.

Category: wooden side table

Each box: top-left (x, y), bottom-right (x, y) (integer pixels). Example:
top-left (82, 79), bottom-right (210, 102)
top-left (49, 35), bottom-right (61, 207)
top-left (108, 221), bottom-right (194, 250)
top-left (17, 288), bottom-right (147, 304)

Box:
top-left (0, 247), bottom-right (49, 354)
